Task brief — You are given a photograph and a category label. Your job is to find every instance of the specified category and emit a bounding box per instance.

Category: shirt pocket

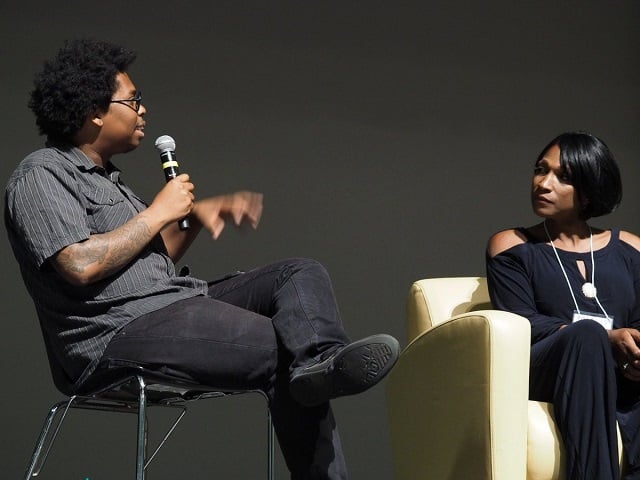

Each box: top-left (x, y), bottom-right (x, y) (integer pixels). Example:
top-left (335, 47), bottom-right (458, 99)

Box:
top-left (82, 186), bottom-right (132, 234)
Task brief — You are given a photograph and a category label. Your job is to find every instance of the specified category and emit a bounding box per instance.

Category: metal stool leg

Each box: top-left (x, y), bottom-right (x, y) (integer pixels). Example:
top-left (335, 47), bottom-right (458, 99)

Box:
top-left (254, 389), bottom-right (275, 480)
top-left (267, 408), bottom-right (274, 480)
top-left (136, 376), bottom-right (147, 480)
top-left (24, 380), bottom-right (276, 479)
top-left (24, 399), bottom-right (76, 479)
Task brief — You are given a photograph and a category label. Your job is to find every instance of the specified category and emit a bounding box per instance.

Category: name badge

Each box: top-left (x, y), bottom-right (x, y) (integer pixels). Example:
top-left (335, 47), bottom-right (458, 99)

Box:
top-left (572, 310), bottom-right (613, 330)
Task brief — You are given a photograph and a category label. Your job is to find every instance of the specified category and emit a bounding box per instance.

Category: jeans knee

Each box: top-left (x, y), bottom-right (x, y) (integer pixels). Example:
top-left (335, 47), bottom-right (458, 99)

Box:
top-left (286, 258), bottom-right (330, 280)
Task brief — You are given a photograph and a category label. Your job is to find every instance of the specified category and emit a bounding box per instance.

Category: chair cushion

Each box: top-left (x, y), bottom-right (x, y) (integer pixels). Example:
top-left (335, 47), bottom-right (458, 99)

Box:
top-left (526, 401), bottom-right (623, 480)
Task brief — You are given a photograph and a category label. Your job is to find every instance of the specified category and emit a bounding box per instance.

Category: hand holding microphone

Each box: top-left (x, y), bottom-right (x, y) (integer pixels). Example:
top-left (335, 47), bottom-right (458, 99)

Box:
top-left (155, 135), bottom-right (190, 230)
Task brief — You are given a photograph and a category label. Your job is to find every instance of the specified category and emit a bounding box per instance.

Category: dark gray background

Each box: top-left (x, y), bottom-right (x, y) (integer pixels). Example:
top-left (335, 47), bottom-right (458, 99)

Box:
top-left (1, 1), bottom-right (639, 478)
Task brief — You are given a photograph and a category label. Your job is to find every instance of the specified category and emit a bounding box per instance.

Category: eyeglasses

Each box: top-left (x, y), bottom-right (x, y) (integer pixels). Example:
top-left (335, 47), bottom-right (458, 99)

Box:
top-left (110, 91), bottom-right (143, 113)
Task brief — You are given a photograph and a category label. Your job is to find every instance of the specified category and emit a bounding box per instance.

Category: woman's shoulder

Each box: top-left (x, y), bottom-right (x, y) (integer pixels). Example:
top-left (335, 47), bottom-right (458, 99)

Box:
top-left (619, 230), bottom-right (640, 253)
top-left (487, 227), bottom-right (532, 258)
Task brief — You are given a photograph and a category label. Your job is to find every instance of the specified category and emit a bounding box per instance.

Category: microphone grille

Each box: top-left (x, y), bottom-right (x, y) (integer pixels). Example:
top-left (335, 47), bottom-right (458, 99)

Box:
top-left (155, 135), bottom-right (176, 152)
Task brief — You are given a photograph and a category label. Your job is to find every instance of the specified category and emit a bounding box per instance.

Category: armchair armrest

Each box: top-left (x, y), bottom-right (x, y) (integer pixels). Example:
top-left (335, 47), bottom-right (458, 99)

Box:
top-left (386, 310), bottom-right (531, 480)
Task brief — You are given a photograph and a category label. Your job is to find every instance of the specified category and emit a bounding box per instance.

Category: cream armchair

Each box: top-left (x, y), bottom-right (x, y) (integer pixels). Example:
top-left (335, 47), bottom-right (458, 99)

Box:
top-left (386, 277), bottom-right (623, 480)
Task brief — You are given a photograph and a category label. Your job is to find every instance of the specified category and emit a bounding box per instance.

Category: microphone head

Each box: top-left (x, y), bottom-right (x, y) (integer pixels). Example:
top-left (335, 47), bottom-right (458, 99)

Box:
top-left (155, 135), bottom-right (176, 153)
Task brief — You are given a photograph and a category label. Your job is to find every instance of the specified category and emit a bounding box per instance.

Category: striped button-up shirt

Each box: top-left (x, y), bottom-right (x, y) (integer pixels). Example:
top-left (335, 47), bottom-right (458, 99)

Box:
top-left (5, 146), bottom-right (208, 391)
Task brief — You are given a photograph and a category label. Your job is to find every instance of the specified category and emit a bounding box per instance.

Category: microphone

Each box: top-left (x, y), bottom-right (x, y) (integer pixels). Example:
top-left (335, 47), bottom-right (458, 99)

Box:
top-left (154, 135), bottom-right (190, 230)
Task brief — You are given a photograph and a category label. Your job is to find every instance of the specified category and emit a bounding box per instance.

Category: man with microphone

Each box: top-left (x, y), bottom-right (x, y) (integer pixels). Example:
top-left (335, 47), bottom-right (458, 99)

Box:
top-left (5, 38), bottom-right (399, 479)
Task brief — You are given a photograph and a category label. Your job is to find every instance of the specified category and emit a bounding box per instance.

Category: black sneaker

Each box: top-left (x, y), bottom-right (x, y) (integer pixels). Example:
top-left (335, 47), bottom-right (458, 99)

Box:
top-left (289, 334), bottom-right (400, 407)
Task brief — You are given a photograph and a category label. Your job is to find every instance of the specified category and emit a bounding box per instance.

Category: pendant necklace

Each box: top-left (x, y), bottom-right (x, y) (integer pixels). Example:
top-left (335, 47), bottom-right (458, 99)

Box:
top-left (543, 220), bottom-right (609, 318)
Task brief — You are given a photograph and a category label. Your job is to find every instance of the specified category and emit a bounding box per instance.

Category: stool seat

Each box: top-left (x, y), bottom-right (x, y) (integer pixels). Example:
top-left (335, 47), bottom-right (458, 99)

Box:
top-left (24, 361), bottom-right (274, 480)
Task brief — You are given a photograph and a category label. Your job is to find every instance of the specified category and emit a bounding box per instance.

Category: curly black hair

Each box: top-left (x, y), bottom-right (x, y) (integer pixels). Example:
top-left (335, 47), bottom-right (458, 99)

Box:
top-left (29, 38), bottom-right (137, 144)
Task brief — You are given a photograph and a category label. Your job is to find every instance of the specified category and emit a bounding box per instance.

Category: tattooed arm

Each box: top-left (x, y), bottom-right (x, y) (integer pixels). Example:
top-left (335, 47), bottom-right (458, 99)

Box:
top-left (51, 213), bottom-right (158, 285)
top-left (51, 174), bottom-right (195, 286)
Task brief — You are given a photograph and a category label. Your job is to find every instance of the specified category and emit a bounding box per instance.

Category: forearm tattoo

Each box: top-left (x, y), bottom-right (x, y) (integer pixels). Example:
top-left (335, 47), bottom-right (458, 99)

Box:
top-left (59, 218), bottom-right (154, 277)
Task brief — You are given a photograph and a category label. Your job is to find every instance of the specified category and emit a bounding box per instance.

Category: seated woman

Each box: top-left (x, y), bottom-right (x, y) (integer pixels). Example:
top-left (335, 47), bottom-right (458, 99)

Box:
top-left (486, 131), bottom-right (640, 480)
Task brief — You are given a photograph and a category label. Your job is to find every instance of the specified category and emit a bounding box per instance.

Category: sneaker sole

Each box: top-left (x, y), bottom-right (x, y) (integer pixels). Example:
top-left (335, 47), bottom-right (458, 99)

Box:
top-left (290, 334), bottom-right (400, 406)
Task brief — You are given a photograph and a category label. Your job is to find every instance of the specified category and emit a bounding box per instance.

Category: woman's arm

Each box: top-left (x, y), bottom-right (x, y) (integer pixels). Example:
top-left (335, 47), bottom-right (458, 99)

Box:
top-left (609, 230), bottom-right (640, 379)
top-left (486, 229), bottom-right (569, 343)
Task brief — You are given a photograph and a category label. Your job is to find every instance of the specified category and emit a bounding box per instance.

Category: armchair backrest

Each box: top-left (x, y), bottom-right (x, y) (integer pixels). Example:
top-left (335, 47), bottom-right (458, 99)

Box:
top-left (407, 277), bottom-right (492, 343)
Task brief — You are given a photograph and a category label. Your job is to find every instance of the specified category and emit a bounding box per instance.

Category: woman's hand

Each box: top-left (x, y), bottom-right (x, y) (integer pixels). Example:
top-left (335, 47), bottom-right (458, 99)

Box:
top-left (609, 328), bottom-right (640, 380)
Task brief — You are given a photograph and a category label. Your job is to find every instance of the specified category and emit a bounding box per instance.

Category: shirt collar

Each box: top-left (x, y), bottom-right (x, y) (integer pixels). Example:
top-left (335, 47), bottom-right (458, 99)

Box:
top-left (55, 145), bottom-right (122, 178)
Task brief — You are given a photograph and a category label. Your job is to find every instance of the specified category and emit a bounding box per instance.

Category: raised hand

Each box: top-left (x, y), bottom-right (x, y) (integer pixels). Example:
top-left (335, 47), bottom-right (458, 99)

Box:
top-left (192, 191), bottom-right (263, 240)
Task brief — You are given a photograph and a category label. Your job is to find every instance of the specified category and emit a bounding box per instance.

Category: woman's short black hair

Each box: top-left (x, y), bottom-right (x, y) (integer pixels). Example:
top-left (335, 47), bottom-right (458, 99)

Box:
top-left (536, 131), bottom-right (622, 219)
top-left (29, 38), bottom-right (137, 144)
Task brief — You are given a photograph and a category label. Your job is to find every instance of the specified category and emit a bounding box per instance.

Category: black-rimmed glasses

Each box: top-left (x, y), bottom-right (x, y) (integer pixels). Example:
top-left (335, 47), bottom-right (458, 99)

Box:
top-left (110, 91), bottom-right (143, 112)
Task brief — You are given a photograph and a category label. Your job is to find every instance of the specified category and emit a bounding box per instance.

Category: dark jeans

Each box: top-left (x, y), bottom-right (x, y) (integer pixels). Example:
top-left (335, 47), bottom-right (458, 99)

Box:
top-left (530, 320), bottom-right (640, 480)
top-left (101, 258), bottom-right (351, 480)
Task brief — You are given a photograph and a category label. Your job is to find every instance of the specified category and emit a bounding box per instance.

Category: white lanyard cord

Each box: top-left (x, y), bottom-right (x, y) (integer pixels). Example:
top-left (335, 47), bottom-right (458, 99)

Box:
top-left (544, 221), bottom-right (581, 314)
